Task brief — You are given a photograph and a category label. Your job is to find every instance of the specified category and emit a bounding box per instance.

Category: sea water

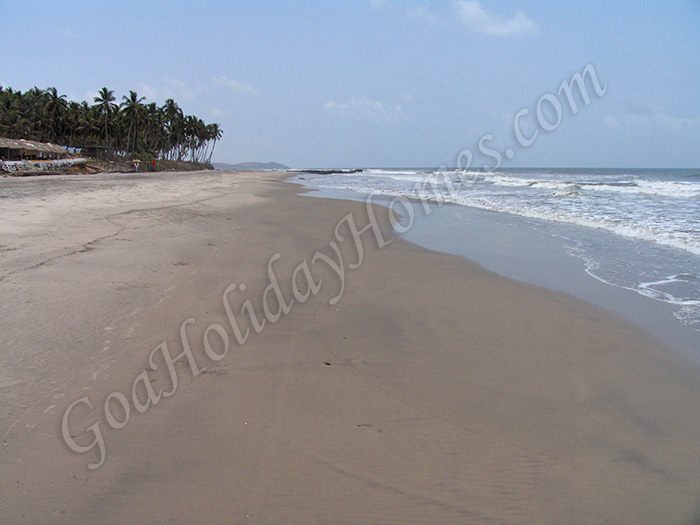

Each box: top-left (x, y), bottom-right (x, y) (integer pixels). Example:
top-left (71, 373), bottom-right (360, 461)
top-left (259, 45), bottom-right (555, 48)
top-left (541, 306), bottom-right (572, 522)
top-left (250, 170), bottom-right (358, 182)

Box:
top-left (292, 168), bottom-right (700, 354)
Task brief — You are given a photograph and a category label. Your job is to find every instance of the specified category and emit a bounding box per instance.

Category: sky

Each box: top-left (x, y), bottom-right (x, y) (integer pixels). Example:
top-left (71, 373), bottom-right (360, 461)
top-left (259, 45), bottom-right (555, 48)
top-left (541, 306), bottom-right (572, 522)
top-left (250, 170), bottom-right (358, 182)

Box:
top-left (1, 0), bottom-right (699, 168)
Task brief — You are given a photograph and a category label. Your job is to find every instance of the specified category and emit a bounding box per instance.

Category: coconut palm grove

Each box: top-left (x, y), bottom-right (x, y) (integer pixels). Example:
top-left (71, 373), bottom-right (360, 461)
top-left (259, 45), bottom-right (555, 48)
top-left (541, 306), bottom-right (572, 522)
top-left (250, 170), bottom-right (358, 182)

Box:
top-left (0, 86), bottom-right (222, 164)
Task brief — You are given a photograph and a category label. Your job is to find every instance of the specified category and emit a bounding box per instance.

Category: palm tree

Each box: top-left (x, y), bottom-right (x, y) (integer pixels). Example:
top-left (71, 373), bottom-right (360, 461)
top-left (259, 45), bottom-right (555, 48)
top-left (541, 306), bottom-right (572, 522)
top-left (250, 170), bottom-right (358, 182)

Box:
top-left (1, 108), bottom-right (30, 139)
top-left (1, 84), bottom-right (222, 163)
top-left (93, 87), bottom-right (118, 147)
top-left (142, 102), bottom-right (165, 156)
top-left (64, 101), bottom-right (82, 147)
top-left (206, 123), bottom-right (222, 164)
top-left (44, 87), bottom-right (67, 143)
top-left (121, 90), bottom-right (145, 154)
top-left (161, 99), bottom-right (184, 160)
top-left (24, 87), bottom-right (48, 141)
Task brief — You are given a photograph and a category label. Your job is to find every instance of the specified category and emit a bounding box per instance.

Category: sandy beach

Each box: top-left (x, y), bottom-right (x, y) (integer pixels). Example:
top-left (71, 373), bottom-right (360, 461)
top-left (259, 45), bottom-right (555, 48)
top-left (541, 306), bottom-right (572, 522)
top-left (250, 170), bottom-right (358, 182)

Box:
top-left (1, 170), bottom-right (700, 523)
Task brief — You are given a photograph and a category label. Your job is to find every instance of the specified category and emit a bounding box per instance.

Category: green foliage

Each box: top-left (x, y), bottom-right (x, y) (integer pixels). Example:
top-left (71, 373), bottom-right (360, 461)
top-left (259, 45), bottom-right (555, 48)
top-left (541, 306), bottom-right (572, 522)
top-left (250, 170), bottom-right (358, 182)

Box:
top-left (0, 86), bottom-right (223, 163)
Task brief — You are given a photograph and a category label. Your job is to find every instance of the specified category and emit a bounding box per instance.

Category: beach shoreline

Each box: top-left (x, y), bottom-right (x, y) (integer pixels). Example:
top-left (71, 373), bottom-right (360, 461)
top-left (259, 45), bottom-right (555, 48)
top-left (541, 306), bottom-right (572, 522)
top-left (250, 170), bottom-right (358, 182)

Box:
top-left (2, 170), bottom-right (700, 522)
top-left (298, 183), bottom-right (700, 364)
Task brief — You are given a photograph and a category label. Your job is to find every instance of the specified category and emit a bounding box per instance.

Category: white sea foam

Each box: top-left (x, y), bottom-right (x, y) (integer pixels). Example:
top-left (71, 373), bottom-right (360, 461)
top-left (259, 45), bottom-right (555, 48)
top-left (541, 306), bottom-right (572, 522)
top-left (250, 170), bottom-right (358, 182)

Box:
top-left (311, 183), bottom-right (699, 256)
top-left (294, 168), bottom-right (700, 327)
top-left (486, 174), bottom-right (700, 198)
top-left (437, 194), bottom-right (700, 256)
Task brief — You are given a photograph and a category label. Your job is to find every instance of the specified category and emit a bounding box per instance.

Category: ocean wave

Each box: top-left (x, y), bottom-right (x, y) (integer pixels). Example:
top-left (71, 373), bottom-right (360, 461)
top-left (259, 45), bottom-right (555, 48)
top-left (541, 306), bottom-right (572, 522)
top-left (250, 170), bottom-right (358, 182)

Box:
top-left (564, 245), bottom-right (700, 329)
top-left (486, 175), bottom-right (700, 198)
top-left (293, 171), bottom-right (700, 256)
top-left (292, 169), bottom-right (700, 332)
top-left (452, 197), bottom-right (700, 255)
top-left (386, 185), bottom-right (700, 256)
top-left (363, 169), bottom-right (427, 176)
top-left (637, 275), bottom-right (700, 306)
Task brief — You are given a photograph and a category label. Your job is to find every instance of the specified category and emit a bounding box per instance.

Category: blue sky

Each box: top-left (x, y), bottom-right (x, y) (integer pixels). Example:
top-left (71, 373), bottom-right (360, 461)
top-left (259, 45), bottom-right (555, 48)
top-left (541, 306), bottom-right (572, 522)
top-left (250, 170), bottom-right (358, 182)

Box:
top-left (2, 1), bottom-right (699, 168)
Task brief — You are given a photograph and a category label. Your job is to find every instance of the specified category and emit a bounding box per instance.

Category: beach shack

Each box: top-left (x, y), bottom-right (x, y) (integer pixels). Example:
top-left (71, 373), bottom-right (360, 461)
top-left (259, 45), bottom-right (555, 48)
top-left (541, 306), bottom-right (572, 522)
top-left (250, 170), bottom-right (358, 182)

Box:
top-left (0, 137), bottom-right (69, 161)
top-left (0, 137), bottom-right (74, 173)
top-left (81, 145), bottom-right (110, 160)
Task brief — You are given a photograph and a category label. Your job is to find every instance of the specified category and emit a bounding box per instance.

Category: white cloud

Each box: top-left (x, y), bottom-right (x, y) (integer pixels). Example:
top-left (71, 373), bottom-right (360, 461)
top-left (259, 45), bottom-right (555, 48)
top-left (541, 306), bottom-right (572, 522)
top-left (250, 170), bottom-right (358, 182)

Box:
top-left (369, 0), bottom-right (397, 13)
top-left (139, 83), bottom-right (158, 102)
top-left (624, 113), bottom-right (651, 128)
top-left (324, 96), bottom-right (406, 122)
top-left (210, 108), bottom-right (229, 118)
top-left (370, 0), bottom-right (439, 23)
top-left (398, 92), bottom-right (414, 104)
top-left (137, 79), bottom-right (198, 103)
top-left (212, 75), bottom-right (261, 96)
top-left (605, 108), bottom-right (699, 134)
top-left (406, 6), bottom-right (440, 25)
top-left (603, 115), bottom-right (621, 129)
top-left (164, 78), bottom-right (194, 100)
top-left (371, 0), bottom-right (538, 37)
top-left (650, 107), bottom-right (700, 134)
top-left (454, 1), bottom-right (538, 37)
top-left (84, 90), bottom-right (100, 103)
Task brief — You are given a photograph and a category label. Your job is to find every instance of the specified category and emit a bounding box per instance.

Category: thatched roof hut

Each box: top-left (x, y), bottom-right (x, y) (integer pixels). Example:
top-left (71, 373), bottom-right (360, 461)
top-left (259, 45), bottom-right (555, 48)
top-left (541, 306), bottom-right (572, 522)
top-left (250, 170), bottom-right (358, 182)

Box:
top-left (0, 137), bottom-right (69, 161)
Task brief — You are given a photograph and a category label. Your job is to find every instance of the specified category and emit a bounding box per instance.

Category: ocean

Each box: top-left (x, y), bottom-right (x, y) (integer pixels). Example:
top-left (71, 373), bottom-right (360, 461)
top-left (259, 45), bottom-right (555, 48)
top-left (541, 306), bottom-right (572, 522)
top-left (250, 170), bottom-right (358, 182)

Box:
top-left (292, 167), bottom-right (700, 356)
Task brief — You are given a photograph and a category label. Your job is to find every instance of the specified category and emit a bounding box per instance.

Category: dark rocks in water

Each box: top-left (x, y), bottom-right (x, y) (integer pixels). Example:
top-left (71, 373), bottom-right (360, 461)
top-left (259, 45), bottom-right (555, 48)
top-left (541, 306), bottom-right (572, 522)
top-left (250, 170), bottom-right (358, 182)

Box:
top-left (213, 163), bottom-right (364, 175)
top-left (291, 168), bottom-right (363, 175)
top-left (213, 161), bottom-right (289, 170)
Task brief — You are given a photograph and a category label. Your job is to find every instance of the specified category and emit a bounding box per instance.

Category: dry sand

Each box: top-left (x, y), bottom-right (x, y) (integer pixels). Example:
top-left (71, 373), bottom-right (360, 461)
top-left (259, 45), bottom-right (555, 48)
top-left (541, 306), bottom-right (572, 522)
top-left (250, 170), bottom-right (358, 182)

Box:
top-left (1, 170), bottom-right (700, 523)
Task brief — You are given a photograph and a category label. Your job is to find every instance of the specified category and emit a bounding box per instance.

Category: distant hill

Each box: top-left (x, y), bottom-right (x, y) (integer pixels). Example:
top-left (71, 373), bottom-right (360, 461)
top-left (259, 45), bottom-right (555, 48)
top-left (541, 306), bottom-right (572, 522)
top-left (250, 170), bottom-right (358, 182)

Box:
top-left (213, 162), bottom-right (289, 171)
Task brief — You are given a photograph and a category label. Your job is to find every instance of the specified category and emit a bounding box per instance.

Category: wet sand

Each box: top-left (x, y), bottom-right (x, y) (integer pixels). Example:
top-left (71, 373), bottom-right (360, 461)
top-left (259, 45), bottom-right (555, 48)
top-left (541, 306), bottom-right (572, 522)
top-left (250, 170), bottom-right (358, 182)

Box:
top-left (1, 170), bottom-right (700, 523)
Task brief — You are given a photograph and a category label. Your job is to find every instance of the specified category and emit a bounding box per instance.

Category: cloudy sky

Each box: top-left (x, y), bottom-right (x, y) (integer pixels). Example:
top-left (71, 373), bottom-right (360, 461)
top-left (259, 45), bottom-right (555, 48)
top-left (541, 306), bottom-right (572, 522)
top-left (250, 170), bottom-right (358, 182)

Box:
top-left (2, 1), bottom-right (699, 168)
